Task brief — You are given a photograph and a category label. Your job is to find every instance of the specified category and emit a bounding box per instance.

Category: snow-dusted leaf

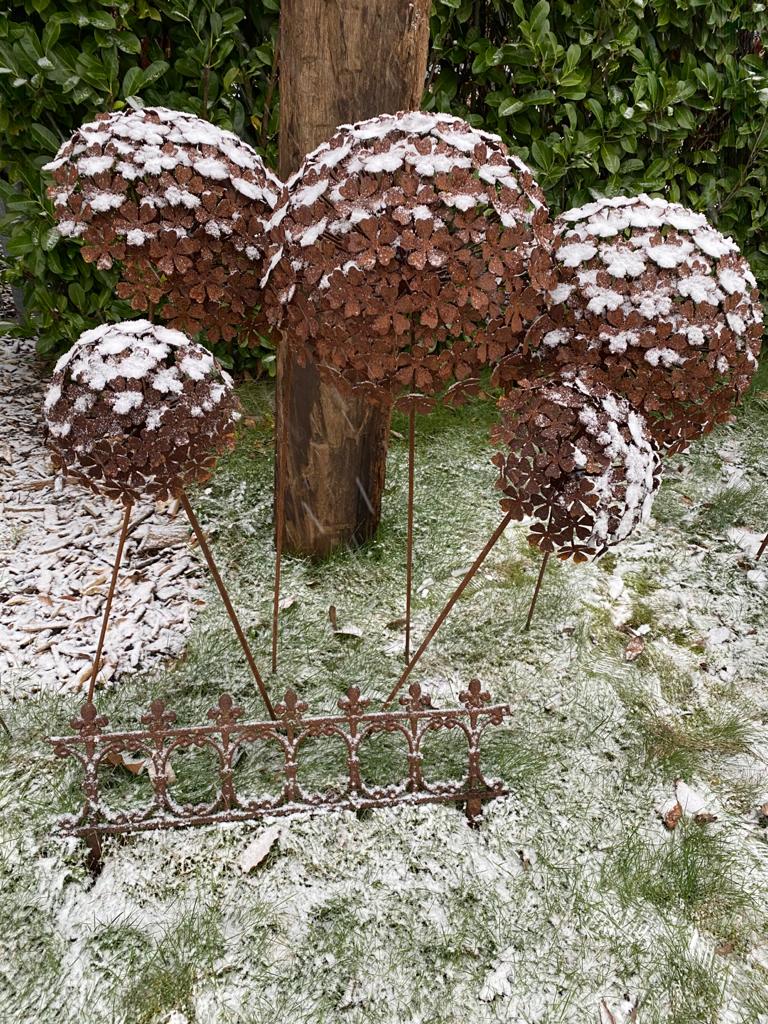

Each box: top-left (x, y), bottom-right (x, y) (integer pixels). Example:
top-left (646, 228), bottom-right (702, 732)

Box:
top-left (624, 635), bottom-right (645, 661)
top-left (333, 625), bottom-right (363, 640)
top-left (238, 825), bottom-right (281, 873)
top-left (657, 798), bottom-right (682, 831)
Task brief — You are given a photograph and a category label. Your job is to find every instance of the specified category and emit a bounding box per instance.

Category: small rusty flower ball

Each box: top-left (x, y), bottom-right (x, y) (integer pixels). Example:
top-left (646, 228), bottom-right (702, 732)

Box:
top-left (43, 320), bottom-right (241, 503)
top-left (264, 110), bottom-right (554, 402)
top-left (491, 375), bottom-right (662, 561)
top-left (44, 107), bottom-right (283, 345)
top-left (499, 194), bottom-right (764, 453)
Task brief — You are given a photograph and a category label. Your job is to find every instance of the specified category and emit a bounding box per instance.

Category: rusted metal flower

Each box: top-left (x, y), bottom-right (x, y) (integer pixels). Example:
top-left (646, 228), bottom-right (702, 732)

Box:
top-left (496, 194), bottom-right (764, 453)
top-left (263, 110), bottom-right (555, 402)
top-left (43, 320), bottom-right (241, 503)
top-left (491, 374), bottom-right (662, 561)
top-left (44, 107), bottom-right (282, 345)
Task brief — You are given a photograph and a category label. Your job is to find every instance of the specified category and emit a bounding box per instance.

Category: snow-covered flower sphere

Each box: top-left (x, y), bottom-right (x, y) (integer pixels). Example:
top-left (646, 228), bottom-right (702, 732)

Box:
top-left (264, 110), bottom-right (554, 401)
top-left (44, 107), bottom-right (283, 345)
top-left (43, 320), bottom-right (240, 503)
top-left (491, 375), bottom-right (662, 561)
top-left (499, 195), bottom-right (763, 452)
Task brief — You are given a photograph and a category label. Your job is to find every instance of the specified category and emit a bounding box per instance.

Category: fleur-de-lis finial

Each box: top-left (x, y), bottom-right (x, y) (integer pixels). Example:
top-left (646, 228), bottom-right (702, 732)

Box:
top-left (70, 702), bottom-right (109, 736)
top-left (207, 693), bottom-right (244, 727)
top-left (459, 678), bottom-right (491, 709)
top-left (338, 686), bottom-right (370, 717)
top-left (140, 699), bottom-right (177, 734)
top-left (400, 681), bottom-right (433, 712)
top-left (276, 688), bottom-right (308, 723)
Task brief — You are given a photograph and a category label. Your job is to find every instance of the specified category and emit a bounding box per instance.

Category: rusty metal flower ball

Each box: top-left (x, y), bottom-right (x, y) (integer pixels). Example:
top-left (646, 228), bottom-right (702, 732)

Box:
top-left (43, 320), bottom-right (241, 504)
top-left (498, 194), bottom-right (764, 453)
top-left (491, 375), bottom-right (662, 562)
top-left (264, 110), bottom-right (554, 402)
top-left (44, 106), bottom-right (283, 345)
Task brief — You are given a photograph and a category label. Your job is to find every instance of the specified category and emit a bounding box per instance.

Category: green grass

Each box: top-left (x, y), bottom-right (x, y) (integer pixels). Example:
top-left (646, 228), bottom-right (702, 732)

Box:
top-left (692, 482), bottom-right (766, 535)
top-left (606, 822), bottom-right (751, 924)
top-left (115, 903), bottom-right (226, 1024)
top-left (640, 708), bottom-right (755, 777)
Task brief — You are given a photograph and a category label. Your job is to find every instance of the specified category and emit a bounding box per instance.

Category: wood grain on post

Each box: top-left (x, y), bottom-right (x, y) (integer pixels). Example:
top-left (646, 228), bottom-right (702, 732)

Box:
top-left (277, 0), bottom-right (431, 557)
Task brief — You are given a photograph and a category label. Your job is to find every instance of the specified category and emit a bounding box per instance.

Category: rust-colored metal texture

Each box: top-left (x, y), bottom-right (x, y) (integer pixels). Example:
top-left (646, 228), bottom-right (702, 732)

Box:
top-left (524, 550), bottom-right (550, 632)
top-left (44, 107), bottom-right (283, 346)
top-left (494, 195), bottom-right (764, 454)
top-left (86, 502), bottom-right (133, 703)
top-left (50, 680), bottom-right (511, 838)
top-left (385, 510), bottom-right (515, 708)
top-left (491, 374), bottom-right (662, 562)
top-left (263, 110), bottom-right (555, 404)
top-left (179, 493), bottom-right (276, 719)
top-left (43, 321), bottom-right (240, 504)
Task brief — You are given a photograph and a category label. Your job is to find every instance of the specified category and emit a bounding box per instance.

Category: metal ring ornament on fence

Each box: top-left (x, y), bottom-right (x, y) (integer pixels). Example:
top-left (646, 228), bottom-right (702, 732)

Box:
top-left (43, 320), bottom-right (241, 504)
top-left (262, 110), bottom-right (556, 406)
top-left (44, 106), bottom-right (283, 345)
top-left (494, 194), bottom-right (764, 453)
top-left (491, 374), bottom-right (662, 562)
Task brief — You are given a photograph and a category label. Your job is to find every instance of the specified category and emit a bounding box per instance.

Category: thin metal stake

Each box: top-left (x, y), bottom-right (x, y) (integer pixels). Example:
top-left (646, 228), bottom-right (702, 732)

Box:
top-left (180, 491), bottom-right (275, 720)
top-left (272, 375), bottom-right (288, 675)
top-left (384, 511), bottom-right (514, 708)
top-left (405, 405), bottom-right (416, 663)
top-left (86, 502), bottom-right (132, 705)
top-left (524, 550), bottom-right (550, 631)
top-left (756, 530), bottom-right (768, 562)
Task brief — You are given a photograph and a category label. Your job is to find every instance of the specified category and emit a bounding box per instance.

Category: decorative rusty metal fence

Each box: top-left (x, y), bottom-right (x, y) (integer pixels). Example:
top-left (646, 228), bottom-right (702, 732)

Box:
top-left (51, 680), bottom-right (510, 857)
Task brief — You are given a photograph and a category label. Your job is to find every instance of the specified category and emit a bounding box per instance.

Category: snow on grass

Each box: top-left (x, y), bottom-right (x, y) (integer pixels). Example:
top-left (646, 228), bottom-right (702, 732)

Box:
top-left (1, 363), bottom-right (767, 1023)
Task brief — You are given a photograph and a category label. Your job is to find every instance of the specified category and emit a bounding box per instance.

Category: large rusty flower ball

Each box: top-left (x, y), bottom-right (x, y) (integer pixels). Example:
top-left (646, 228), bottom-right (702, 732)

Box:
top-left (44, 107), bottom-right (283, 345)
top-left (264, 110), bottom-right (554, 402)
top-left (498, 194), bottom-right (764, 453)
top-left (43, 320), bottom-right (241, 504)
top-left (491, 375), bottom-right (662, 561)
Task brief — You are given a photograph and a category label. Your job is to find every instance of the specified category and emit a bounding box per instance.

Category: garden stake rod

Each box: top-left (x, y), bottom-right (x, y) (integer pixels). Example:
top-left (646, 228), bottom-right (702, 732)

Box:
top-left (384, 510), bottom-right (514, 708)
top-left (272, 381), bottom-right (288, 675)
top-left (179, 491), bottom-right (276, 720)
top-left (524, 551), bottom-right (550, 632)
top-left (86, 501), bottom-right (133, 705)
top-left (405, 404), bottom-right (416, 663)
top-left (757, 530), bottom-right (768, 562)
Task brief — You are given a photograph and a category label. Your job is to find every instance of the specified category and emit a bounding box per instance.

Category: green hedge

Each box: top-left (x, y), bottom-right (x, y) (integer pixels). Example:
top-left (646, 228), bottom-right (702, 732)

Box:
top-left (1, 0), bottom-right (766, 369)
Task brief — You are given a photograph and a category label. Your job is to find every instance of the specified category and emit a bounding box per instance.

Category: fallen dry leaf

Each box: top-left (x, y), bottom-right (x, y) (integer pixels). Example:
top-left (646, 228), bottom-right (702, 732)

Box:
top-left (333, 626), bottom-right (364, 640)
top-left (624, 635), bottom-right (645, 661)
top-left (238, 825), bottom-right (281, 873)
top-left (661, 800), bottom-right (683, 831)
top-left (105, 749), bottom-right (148, 777)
